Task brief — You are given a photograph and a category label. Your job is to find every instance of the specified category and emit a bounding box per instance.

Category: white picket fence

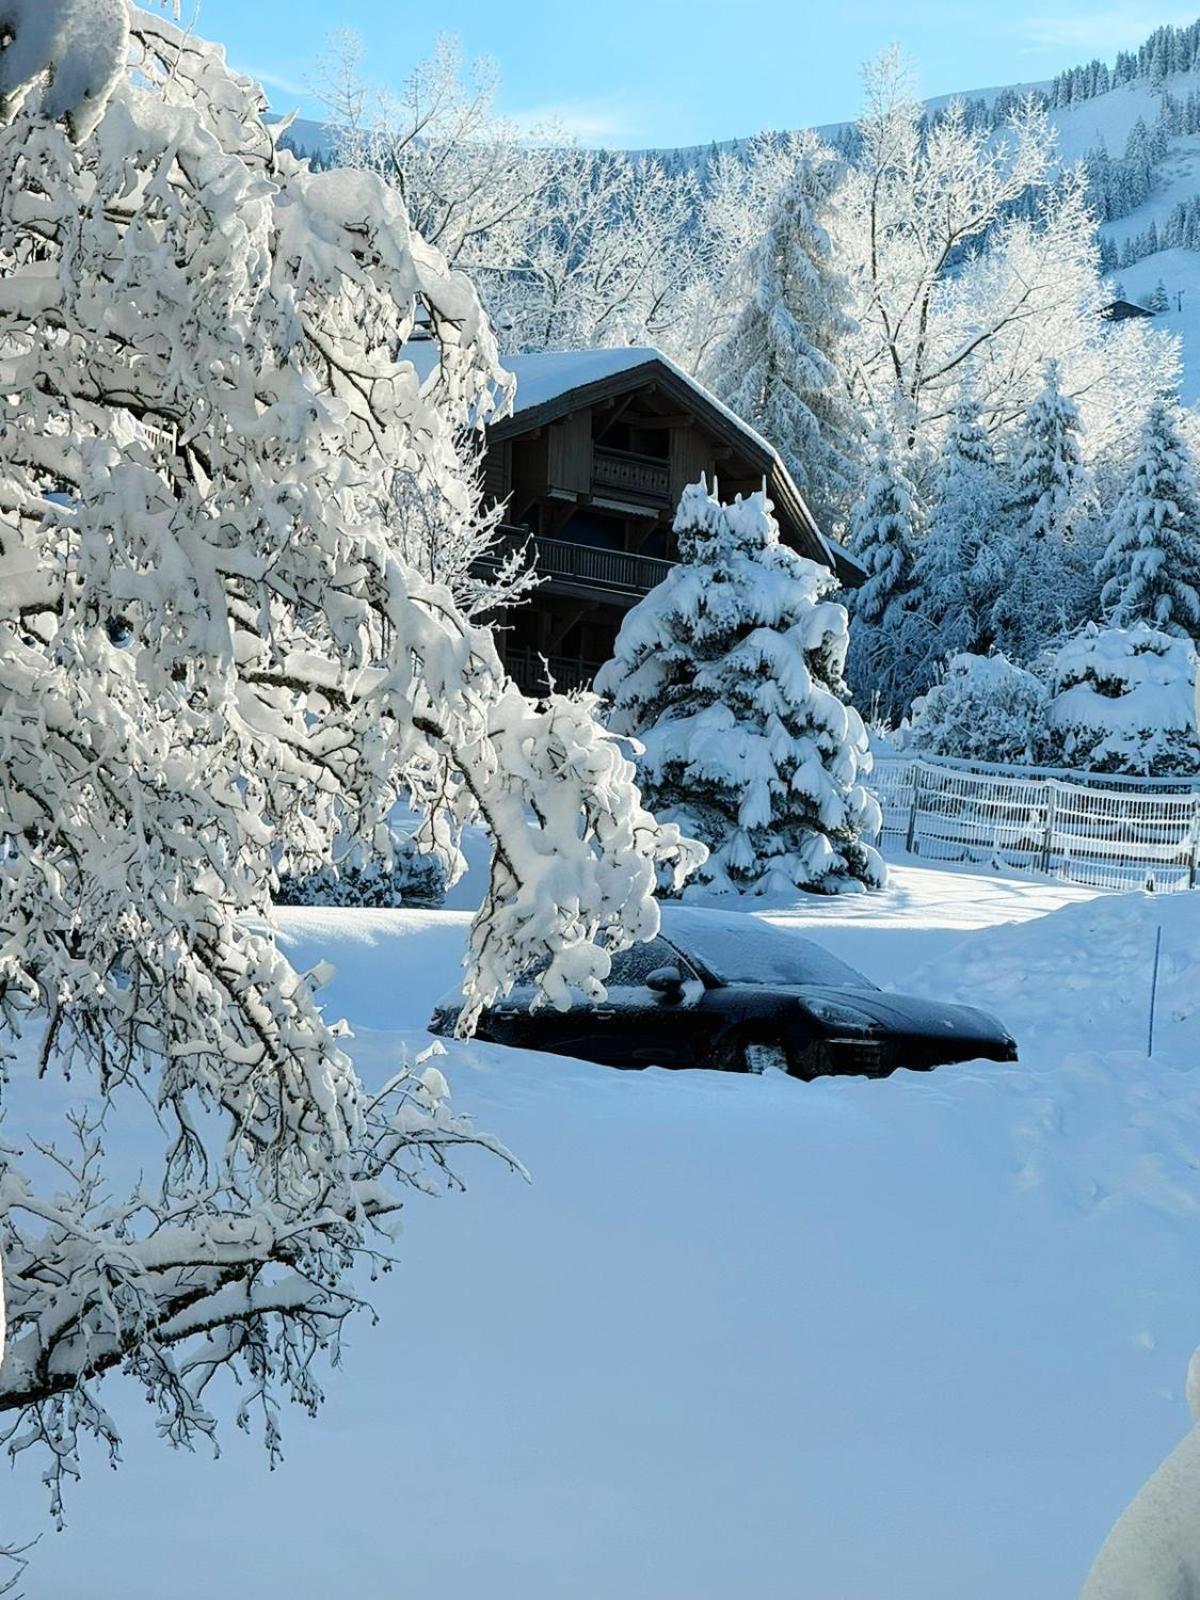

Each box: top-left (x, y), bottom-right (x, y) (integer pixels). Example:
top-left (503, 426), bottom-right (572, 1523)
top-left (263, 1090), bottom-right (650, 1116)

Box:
top-left (872, 756), bottom-right (1200, 893)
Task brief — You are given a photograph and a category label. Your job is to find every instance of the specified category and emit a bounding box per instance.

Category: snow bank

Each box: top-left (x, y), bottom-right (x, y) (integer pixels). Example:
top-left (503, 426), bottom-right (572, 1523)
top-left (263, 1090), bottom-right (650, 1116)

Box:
top-left (10, 870), bottom-right (1200, 1599)
top-left (1081, 1346), bottom-right (1200, 1599)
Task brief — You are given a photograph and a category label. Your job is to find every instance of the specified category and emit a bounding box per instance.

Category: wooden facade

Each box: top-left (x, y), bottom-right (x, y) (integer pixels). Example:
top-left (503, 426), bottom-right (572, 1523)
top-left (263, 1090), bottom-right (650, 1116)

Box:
top-left (471, 349), bottom-right (858, 694)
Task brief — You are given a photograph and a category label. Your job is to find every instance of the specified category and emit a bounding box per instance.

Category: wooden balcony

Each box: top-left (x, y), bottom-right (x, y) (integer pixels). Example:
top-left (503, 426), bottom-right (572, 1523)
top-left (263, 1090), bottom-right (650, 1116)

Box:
top-left (482, 529), bottom-right (675, 599)
top-left (591, 445), bottom-right (671, 505)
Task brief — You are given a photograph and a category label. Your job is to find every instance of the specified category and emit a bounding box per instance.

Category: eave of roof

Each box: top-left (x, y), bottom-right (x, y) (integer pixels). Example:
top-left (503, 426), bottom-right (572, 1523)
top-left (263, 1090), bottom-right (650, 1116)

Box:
top-left (485, 349), bottom-right (833, 570)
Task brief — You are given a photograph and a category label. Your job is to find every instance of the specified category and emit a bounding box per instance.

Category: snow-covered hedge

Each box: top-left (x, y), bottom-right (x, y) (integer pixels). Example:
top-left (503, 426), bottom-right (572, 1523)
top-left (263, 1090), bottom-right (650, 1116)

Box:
top-left (905, 653), bottom-right (1051, 766)
top-left (276, 835), bottom-right (449, 908)
top-left (1047, 622), bottom-right (1200, 775)
top-left (905, 624), bottom-right (1200, 777)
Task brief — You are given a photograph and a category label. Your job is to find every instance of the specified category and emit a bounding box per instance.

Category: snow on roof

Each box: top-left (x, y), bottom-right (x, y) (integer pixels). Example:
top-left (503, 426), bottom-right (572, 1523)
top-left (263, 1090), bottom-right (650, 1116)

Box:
top-left (403, 340), bottom-right (778, 458)
top-left (400, 339), bottom-right (829, 558)
top-left (503, 347), bottom-right (661, 413)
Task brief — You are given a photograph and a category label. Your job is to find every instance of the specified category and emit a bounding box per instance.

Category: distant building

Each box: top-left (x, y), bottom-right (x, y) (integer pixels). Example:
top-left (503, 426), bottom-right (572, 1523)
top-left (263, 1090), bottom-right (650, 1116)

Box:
top-left (460, 347), bottom-right (860, 694)
top-left (1100, 298), bottom-right (1156, 321)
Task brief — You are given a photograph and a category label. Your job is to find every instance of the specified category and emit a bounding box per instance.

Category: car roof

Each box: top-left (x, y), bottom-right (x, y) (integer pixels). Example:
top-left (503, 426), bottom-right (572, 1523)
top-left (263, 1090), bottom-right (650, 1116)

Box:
top-left (658, 905), bottom-right (875, 990)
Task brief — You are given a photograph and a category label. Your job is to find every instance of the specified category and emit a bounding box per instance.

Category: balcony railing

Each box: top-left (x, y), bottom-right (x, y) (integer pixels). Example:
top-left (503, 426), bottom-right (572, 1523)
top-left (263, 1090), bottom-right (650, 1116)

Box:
top-left (592, 446), bottom-right (671, 504)
top-left (484, 529), bottom-right (675, 597)
top-left (505, 649), bottom-right (604, 696)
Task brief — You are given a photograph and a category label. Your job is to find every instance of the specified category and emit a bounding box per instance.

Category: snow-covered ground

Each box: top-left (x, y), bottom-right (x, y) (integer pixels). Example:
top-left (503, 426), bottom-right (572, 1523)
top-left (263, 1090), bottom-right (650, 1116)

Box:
top-left (8, 862), bottom-right (1200, 1598)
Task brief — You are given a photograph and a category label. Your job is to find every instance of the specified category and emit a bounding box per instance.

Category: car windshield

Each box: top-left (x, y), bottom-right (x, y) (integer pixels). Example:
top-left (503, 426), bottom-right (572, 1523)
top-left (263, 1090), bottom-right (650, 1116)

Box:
top-left (607, 938), bottom-right (697, 987)
top-left (662, 910), bottom-right (876, 991)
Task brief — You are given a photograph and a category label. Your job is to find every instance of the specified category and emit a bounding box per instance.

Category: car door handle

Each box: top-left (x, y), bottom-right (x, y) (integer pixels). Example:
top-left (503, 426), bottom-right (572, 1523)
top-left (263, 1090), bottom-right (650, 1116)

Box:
top-left (593, 1007), bottom-right (616, 1020)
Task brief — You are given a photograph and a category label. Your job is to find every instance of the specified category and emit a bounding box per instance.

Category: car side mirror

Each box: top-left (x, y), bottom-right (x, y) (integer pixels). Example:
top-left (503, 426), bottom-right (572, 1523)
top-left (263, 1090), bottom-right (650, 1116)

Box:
top-left (646, 965), bottom-right (684, 998)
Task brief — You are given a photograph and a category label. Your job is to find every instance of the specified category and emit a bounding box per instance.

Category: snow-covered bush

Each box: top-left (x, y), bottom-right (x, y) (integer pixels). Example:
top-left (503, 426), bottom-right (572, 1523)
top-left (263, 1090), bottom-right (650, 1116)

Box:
top-left (276, 834), bottom-right (449, 908)
top-left (1046, 623), bottom-right (1200, 775)
top-left (596, 480), bottom-right (884, 897)
top-left (905, 654), bottom-right (1051, 766)
top-left (0, 0), bottom-right (701, 1511)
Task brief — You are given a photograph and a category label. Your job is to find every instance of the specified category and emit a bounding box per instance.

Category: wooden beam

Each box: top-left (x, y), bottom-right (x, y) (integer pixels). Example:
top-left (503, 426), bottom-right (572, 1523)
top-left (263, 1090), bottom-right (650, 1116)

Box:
top-left (594, 393), bottom-right (637, 443)
top-left (633, 413), bottom-right (695, 430)
top-left (541, 499), bottom-right (578, 537)
top-left (627, 514), bottom-right (668, 553)
top-left (547, 606), bottom-right (589, 653)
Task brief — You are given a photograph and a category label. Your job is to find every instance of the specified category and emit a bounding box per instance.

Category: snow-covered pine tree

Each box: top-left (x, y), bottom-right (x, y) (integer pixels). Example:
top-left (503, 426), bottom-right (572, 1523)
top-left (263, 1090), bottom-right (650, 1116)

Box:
top-left (1149, 278), bottom-right (1171, 313)
top-left (991, 359), bottom-right (1096, 659)
top-left (596, 480), bottom-right (885, 896)
top-left (908, 393), bottom-right (1007, 677)
top-left (1010, 359), bottom-right (1091, 543)
top-left (844, 423), bottom-right (921, 722)
top-left (0, 0), bottom-right (702, 1509)
top-left (703, 138), bottom-right (861, 532)
top-left (1096, 396), bottom-right (1200, 634)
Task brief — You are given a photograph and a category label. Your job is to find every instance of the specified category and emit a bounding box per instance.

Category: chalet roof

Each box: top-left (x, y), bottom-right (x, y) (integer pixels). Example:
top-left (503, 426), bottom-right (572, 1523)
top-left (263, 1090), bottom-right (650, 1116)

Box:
top-left (1100, 298), bottom-right (1156, 320)
top-left (403, 341), bottom-right (836, 572)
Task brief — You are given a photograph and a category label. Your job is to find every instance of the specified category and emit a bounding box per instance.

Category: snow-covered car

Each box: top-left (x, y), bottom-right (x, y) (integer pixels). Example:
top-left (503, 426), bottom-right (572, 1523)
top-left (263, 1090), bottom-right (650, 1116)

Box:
top-left (429, 907), bottom-right (1018, 1078)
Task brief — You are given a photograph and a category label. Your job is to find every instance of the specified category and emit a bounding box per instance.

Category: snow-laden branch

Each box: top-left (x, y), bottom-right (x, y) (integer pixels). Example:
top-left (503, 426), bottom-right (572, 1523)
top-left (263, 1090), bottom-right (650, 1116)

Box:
top-left (0, 0), bottom-right (702, 1516)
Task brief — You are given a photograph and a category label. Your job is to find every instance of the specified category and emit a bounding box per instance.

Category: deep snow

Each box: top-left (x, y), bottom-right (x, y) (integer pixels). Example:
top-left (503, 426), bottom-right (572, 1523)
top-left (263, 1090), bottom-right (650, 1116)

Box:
top-left (6, 863), bottom-right (1200, 1598)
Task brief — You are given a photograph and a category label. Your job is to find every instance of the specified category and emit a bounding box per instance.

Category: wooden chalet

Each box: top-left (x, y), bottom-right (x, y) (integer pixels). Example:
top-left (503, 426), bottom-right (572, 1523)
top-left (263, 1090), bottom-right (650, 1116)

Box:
top-left (415, 343), bottom-right (860, 694)
top-left (1100, 298), bottom-right (1157, 321)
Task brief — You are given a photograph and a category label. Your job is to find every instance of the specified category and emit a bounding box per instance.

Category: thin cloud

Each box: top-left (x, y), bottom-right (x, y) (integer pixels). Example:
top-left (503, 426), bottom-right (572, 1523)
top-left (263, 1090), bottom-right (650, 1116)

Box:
top-left (237, 61), bottom-right (310, 99)
top-left (1016, 7), bottom-right (1198, 57)
top-left (505, 94), bottom-right (635, 145)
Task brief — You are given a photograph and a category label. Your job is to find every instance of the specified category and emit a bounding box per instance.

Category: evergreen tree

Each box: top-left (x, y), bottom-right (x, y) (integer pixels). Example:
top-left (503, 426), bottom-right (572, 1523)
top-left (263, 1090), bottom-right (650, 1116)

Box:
top-left (1009, 359), bottom-right (1090, 541)
top-left (1096, 397), bottom-right (1200, 634)
top-left (844, 424), bottom-right (921, 720)
top-left (909, 393), bottom-right (1007, 674)
top-left (849, 425), bottom-right (919, 620)
top-left (992, 360), bottom-right (1095, 659)
top-left (1149, 278), bottom-right (1171, 313)
top-left (704, 144), bottom-right (861, 533)
top-left (596, 480), bottom-right (885, 896)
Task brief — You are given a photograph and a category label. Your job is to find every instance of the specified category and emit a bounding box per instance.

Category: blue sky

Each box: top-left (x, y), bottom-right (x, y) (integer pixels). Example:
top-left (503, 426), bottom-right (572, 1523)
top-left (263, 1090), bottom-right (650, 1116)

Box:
top-left (183, 0), bottom-right (1199, 146)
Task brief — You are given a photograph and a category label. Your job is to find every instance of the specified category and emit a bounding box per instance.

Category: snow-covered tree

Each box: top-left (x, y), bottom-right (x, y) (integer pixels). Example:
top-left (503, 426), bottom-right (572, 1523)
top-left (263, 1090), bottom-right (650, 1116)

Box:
top-left (681, 132), bottom-right (812, 372)
top-left (320, 34), bottom-right (704, 361)
top-left (320, 30), bottom-right (556, 276)
top-left (0, 0), bottom-right (702, 1514)
top-left (596, 481), bottom-right (885, 897)
top-left (1009, 360), bottom-right (1091, 542)
top-left (991, 361), bottom-right (1097, 659)
top-left (703, 138), bottom-right (861, 532)
top-left (276, 829), bottom-right (449, 908)
top-left (849, 426), bottom-right (919, 621)
top-left (904, 654), bottom-right (1050, 765)
top-left (1096, 397), bottom-right (1200, 634)
top-left (908, 393), bottom-right (1008, 671)
top-left (1046, 623), bottom-right (1200, 775)
top-left (1148, 277), bottom-right (1171, 314)
top-left (491, 146), bottom-right (703, 355)
top-left (845, 425), bottom-right (921, 721)
top-left (833, 51), bottom-right (1179, 465)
